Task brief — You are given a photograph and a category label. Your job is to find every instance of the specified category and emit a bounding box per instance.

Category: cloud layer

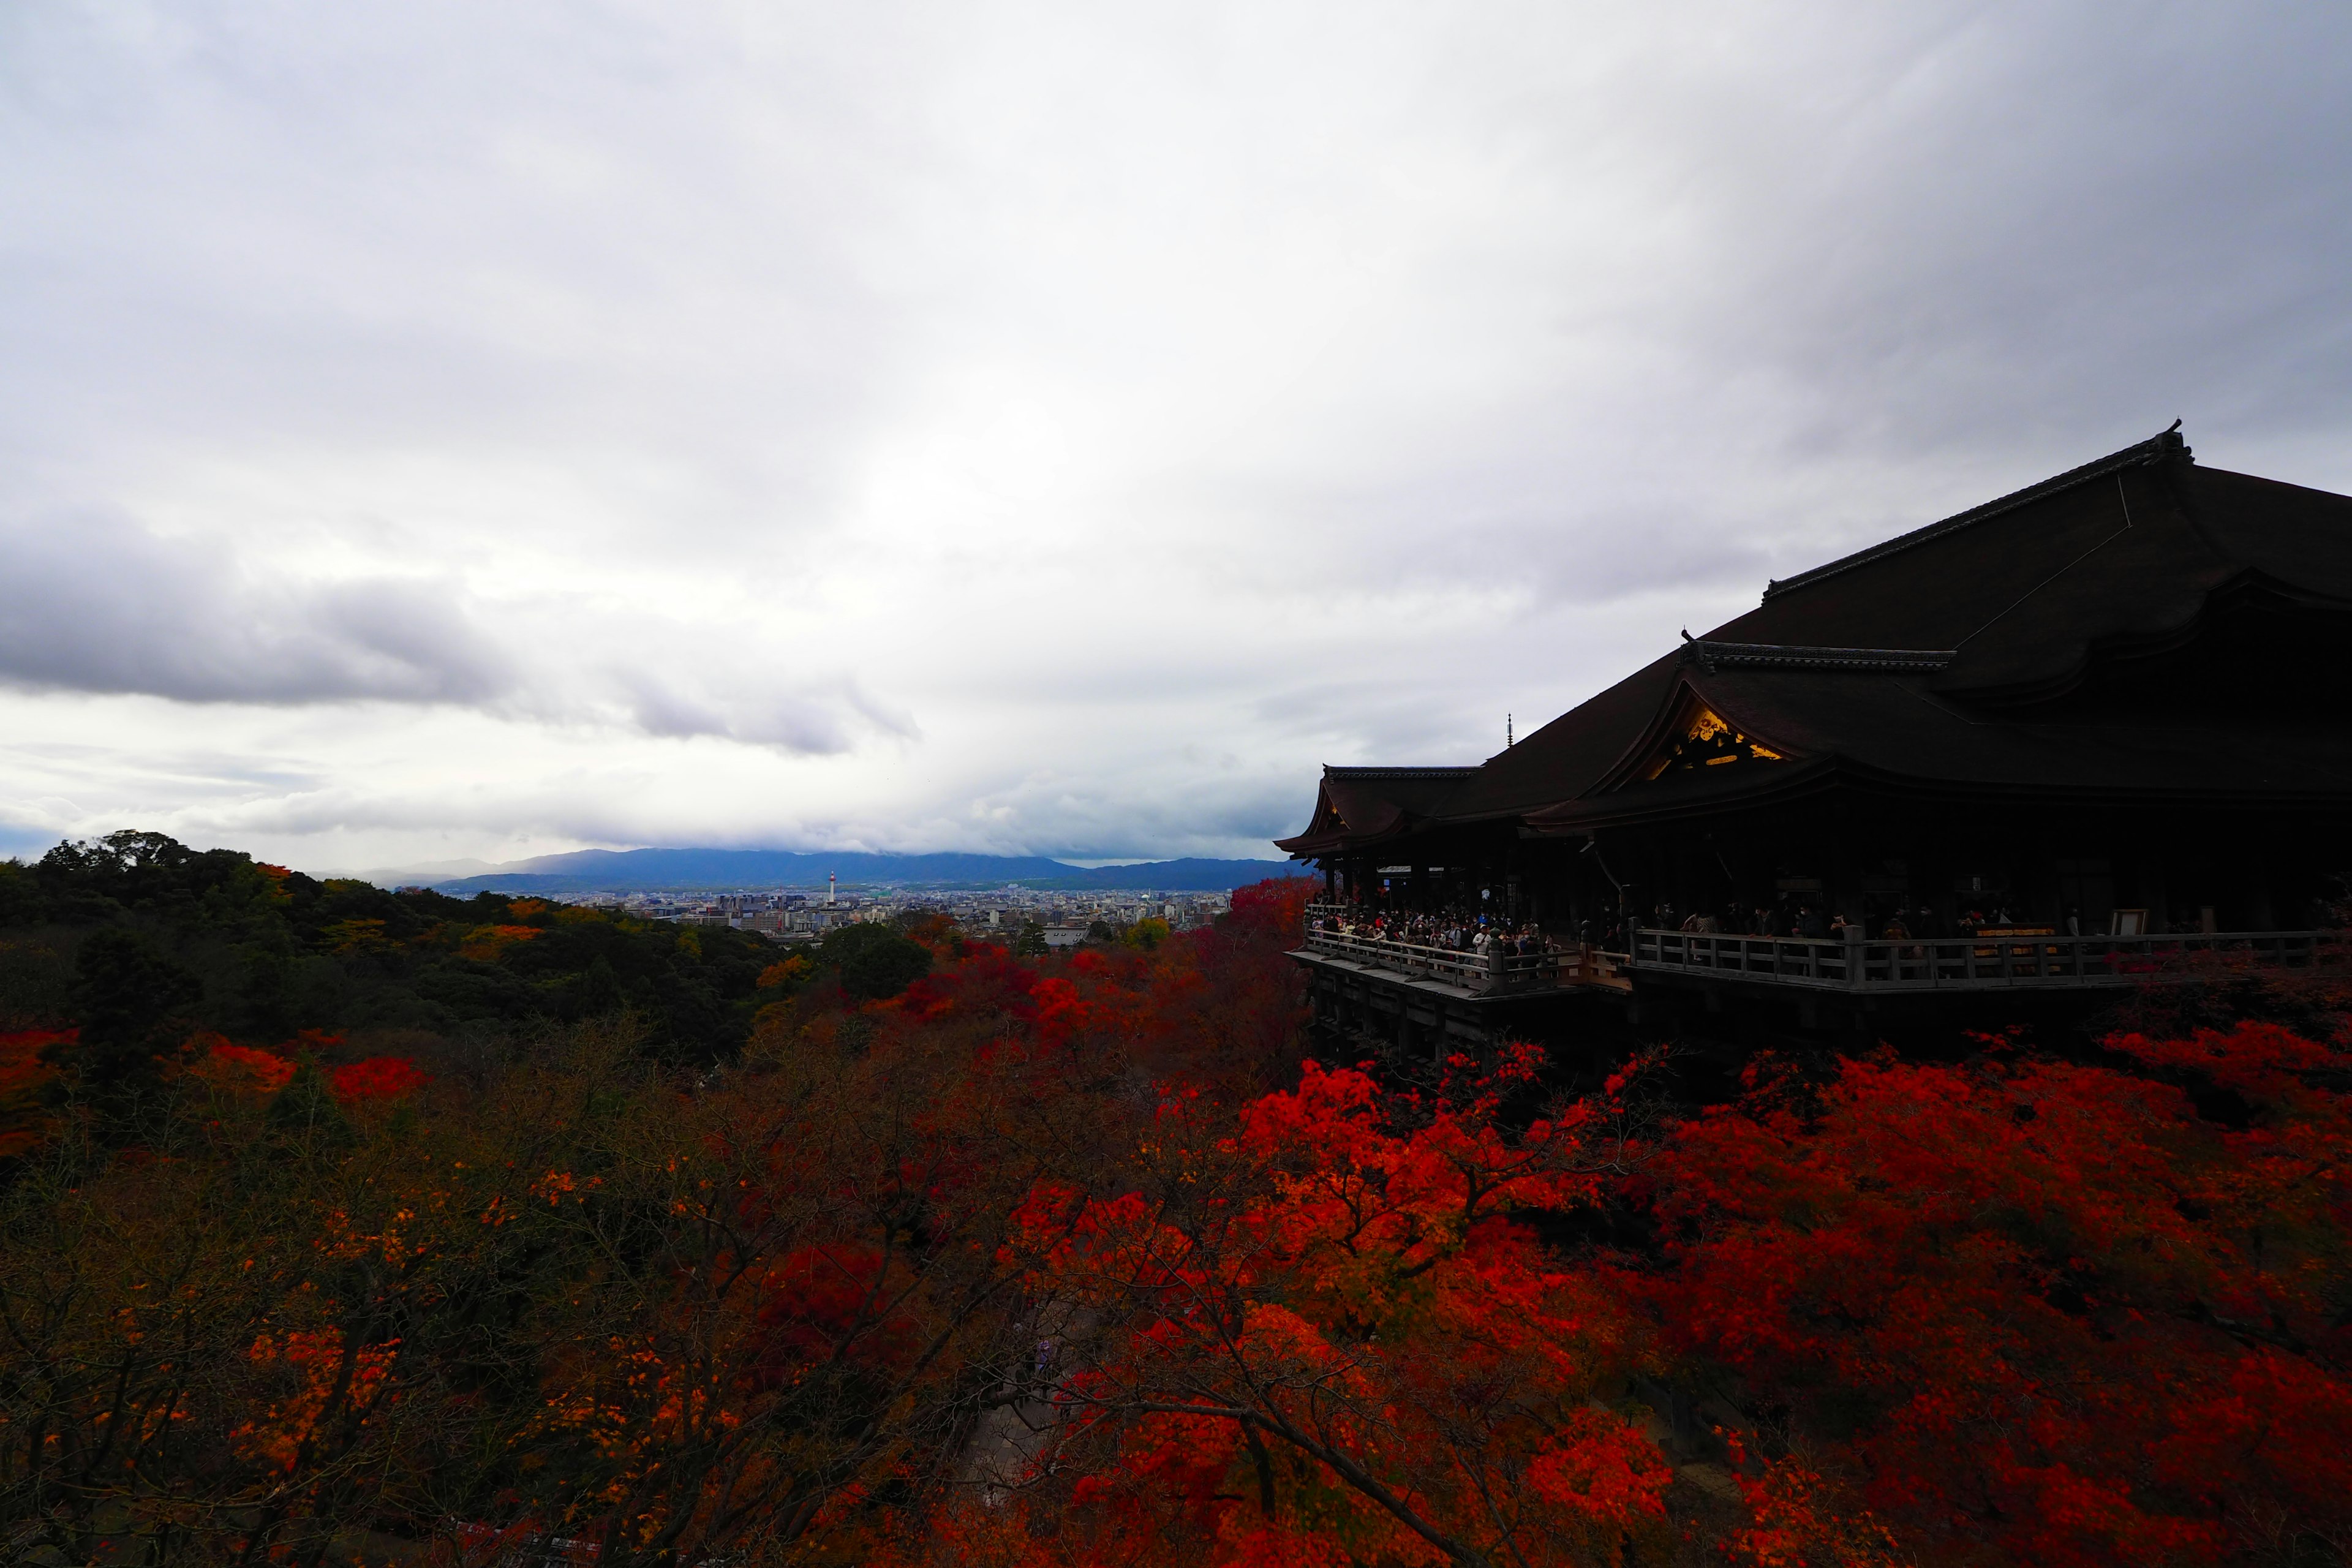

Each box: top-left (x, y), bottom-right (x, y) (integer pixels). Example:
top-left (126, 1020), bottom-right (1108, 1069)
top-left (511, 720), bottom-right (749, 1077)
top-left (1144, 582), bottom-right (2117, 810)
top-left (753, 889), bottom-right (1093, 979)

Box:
top-left (0, 508), bottom-right (913, 761)
top-left (0, 510), bottom-right (511, 704)
top-left (2, 2), bottom-right (2350, 872)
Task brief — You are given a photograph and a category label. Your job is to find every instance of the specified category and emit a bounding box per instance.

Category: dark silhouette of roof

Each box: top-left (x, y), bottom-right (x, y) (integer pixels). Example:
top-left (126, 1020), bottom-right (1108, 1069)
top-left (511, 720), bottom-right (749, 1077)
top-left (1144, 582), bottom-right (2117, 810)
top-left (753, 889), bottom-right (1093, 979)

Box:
top-left (1273, 766), bottom-right (1480, 856)
top-left (1279, 425), bottom-right (2352, 854)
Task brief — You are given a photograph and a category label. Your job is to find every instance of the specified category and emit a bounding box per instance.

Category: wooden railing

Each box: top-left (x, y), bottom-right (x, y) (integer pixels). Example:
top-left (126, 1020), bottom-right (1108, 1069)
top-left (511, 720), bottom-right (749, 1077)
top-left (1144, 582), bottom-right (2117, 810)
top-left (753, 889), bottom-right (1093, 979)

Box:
top-left (1297, 907), bottom-right (1629, 995)
top-left (1300, 906), bottom-right (2343, 997)
top-left (1629, 927), bottom-right (2341, 992)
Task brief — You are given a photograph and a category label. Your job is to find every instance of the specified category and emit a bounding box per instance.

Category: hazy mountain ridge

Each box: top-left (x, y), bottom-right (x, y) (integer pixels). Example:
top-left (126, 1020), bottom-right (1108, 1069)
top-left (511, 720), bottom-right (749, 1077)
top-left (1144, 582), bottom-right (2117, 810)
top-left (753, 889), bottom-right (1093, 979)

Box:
top-left (414, 848), bottom-right (1313, 895)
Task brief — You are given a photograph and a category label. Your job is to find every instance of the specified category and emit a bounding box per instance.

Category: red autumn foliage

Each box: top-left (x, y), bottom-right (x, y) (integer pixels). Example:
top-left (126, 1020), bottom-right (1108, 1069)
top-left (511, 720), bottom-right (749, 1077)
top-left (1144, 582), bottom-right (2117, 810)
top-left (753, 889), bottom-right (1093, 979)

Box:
top-left (1224, 875), bottom-right (1316, 938)
top-left (189, 1038), bottom-right (422, 1104)
top-left (843, 907), bottom-right (2351, 1568)
top-left (954, 1046), bottom-right (1675, 1568)
top-left (328, 1055), bottom-right (430, 1102)
top-left (10, 873), bottom-right (2345, 1568)
top-left (0, 1028), bottom-right (70, 1157)
top-left (197, 1040), bottom-right (298, 1094)
top-left (751, 1244), bottom-right (923, 1377)
top-left (1638, 1020), bottom-right (2352, 1567)
top-left (1718, 1439), bottom-right (1908, 1568)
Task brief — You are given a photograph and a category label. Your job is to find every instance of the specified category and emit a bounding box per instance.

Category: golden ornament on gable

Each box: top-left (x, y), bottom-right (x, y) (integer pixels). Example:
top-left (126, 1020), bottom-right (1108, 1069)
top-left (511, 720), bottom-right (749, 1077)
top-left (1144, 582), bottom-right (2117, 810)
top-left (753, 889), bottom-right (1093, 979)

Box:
top-left (1640, 701), bottom-right (1787, 780)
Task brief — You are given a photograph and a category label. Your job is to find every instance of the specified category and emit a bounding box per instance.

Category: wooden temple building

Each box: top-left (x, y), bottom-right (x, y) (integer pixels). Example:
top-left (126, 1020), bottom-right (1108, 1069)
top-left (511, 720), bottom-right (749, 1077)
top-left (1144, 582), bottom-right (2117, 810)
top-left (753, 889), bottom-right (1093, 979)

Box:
top-left (1275, 426), bottom-right (2352, 1046)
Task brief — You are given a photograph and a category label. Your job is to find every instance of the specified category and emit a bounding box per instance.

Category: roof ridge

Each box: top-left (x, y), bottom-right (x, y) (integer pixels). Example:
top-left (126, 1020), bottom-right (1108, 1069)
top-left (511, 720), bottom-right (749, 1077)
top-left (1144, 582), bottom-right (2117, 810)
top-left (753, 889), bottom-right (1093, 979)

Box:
top-left (1683, 641), bottom-right (1954, 673)
top-left (1760, 424), bottom-right (2191, 602)
top-left (1324, 764), bottom-right (1481, 778)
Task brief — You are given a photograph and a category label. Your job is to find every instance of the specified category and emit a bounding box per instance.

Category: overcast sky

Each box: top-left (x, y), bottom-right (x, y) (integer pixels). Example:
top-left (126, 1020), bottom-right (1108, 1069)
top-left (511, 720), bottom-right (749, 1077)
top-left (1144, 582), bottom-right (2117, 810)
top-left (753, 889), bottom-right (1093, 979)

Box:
top-left (4, 2), bottom-right (2350, 874)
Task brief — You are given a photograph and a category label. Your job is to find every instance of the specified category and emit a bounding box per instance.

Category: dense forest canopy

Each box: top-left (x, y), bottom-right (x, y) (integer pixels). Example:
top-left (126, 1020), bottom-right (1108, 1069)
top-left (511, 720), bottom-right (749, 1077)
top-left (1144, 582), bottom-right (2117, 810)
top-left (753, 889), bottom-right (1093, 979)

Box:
top-left (0, 831), bottom-right (781, 1070)
top-left (0, 832), bottom-right (2345, 1567)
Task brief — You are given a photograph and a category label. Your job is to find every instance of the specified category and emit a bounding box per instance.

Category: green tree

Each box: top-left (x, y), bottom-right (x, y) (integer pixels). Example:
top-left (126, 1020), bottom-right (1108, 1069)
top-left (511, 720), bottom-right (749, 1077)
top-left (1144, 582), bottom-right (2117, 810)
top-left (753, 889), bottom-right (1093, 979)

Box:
top-left (0, 859), bottom-right (44, 927)
top-left (817, 922), bottom-right (932, 1001)
top-left (236, 946), bottom-right (293, 1039)
top-left (575, 955), bottom-right (626, 1017)
top-left (56, 928), bottom-right (203, 1095)
top-left (1011, 919), bottom-right (1049, 957)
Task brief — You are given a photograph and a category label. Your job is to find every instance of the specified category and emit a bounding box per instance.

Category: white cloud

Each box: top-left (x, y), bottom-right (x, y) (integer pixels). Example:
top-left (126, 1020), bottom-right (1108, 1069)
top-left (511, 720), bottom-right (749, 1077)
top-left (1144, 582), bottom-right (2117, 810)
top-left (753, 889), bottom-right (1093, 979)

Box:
top-left (2, 1), bottom-right (2349, 872)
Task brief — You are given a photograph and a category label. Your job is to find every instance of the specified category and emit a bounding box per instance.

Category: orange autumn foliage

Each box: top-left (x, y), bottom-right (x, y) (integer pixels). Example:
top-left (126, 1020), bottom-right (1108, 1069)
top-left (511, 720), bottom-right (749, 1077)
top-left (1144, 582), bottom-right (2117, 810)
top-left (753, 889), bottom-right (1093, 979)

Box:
top-left (232, 1327), bottom-right (401, 1474)
top-left (756, 955), bottom-right (813, 989)
top-left (459, 923), bottom-right (543, 962)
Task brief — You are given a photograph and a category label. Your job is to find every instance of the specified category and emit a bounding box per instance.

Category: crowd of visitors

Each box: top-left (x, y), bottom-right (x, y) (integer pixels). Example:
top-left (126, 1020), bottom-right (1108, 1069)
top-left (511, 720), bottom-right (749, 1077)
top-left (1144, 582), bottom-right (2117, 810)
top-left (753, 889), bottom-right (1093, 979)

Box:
top-left (1313, 897), bottom-right (2070, 956)
top-left (1308, 907), bottom-right (1559, 960)
top-left (1643, 899), bottom-right (2064, 941)
top-left (1308, 884), bottom-right (2348, 971)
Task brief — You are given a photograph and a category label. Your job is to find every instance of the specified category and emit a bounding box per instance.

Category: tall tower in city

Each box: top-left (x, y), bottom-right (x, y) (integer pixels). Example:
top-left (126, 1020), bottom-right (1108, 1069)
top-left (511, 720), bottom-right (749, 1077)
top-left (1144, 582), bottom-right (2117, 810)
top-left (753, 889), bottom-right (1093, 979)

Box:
top-left (827, 872), bottom-right (837, 907)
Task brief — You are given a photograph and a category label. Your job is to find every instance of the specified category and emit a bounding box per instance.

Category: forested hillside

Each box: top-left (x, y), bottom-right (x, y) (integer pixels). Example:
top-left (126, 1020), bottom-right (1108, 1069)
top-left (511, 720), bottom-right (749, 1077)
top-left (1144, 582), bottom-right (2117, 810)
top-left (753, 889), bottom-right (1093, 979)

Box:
top-left (1, 834), bottom-right (2346, 1567)
top-left (0, 832), bottom-right (778, 1082)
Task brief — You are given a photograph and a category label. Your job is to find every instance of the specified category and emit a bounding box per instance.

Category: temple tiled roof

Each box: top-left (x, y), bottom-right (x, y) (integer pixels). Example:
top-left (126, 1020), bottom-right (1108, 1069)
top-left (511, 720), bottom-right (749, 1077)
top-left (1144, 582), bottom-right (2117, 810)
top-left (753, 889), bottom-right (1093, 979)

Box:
top-left (1280, 425), bottom-right (2352, 856)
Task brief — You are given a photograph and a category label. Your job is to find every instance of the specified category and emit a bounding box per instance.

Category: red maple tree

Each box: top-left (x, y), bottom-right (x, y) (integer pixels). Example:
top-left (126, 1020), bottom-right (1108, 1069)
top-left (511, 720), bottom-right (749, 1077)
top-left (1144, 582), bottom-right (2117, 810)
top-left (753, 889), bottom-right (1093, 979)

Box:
top-left (1638, 1022), bottom-right (2352, 1567)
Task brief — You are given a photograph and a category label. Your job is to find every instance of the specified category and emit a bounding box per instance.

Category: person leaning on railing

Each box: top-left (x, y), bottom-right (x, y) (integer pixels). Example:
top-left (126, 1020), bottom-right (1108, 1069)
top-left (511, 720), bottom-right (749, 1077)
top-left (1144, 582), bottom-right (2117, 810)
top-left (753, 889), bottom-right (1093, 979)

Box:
top-left (1882, 912), bottom-right (1923, 960)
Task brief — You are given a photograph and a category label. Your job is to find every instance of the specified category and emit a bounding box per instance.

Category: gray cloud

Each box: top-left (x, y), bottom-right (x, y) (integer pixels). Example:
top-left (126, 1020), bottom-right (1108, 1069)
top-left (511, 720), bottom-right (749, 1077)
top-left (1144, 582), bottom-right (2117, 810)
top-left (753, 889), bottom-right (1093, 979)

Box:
top-left (0, 509), bottom-right (513, 704)
top-left (0, 509), bottom-right (914, 760)
top-left (615, 674), bottom-right (918, 755)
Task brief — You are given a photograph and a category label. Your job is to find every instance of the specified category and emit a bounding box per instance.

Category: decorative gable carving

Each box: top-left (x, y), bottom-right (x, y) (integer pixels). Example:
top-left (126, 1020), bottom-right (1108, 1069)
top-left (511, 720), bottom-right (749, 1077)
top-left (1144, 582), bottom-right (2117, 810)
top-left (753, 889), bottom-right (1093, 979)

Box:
top-left (1637, 698), bottom-right (1787, 781)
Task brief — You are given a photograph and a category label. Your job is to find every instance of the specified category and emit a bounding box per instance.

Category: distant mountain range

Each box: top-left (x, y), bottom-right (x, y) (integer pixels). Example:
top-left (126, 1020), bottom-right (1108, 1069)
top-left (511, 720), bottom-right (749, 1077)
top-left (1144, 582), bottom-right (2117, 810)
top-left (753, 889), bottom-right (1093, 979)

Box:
top-left (390, 848), bottom-right (1314, 895)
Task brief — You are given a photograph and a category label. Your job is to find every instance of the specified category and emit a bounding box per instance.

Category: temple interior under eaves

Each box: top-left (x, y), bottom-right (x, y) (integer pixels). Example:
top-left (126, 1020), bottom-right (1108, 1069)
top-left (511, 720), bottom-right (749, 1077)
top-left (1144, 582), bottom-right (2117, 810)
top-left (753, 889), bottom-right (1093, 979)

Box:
top-left (1275, 425), bottom-right (2352, 1049)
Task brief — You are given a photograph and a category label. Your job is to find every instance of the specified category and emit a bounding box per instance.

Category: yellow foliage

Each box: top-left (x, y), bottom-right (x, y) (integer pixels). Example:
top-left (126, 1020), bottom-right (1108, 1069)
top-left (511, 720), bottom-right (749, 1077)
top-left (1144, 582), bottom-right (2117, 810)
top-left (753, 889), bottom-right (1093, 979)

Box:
top-left (320, 918), bottom-right (395, 954)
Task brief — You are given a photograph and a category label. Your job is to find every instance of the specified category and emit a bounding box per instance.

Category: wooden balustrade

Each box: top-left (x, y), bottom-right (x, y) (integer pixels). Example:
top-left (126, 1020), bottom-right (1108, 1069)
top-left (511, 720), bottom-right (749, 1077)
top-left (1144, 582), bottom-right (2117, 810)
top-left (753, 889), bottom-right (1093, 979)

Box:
top-left (1298, 906), bottom-right (2342, 997)
top-left (1628, 926), bottom-right (2340, 992)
